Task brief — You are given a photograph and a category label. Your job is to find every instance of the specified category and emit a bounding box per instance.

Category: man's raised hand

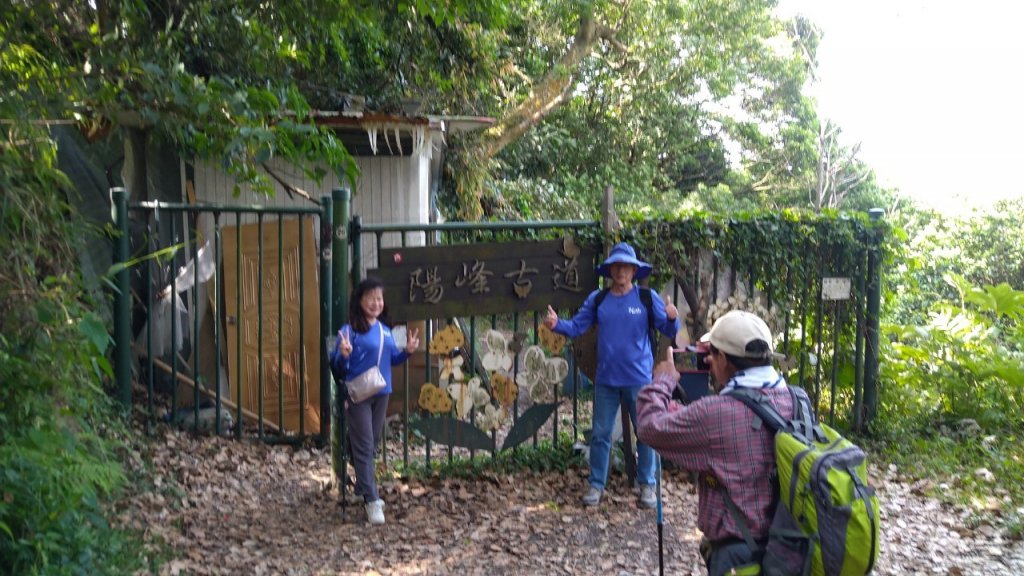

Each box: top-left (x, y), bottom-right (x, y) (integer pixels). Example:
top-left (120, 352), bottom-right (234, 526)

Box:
top-left (652, 345), bottom-right (680, 382)
top-left (664, 294), bottom-right (679, 322)
top-left (543, 305), bottom-right (558, 330)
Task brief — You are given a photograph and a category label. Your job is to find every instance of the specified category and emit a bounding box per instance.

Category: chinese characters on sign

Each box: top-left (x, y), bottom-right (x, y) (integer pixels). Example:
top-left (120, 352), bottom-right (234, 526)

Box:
top-left (410, 266), bottom-right (445, 303)
top-left (552, 250), bottom-right (583, 293)
top-left (371, 238), bottom-right (599, 321)
top-left (454, 260), bottom-right (493, 295)
top-left (503, 259), bottom-right (538, 299)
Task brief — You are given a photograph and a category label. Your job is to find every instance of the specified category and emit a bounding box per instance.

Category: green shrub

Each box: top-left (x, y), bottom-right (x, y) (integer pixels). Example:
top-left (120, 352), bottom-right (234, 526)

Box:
top-left (1, 128), bottom-right (141, 574)
top-left (879, 278), bottom-right (1024, 434)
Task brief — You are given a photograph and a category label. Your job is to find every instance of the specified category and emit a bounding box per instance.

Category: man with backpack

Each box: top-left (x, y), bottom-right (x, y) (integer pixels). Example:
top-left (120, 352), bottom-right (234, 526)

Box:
top-left (543, 242), bottom-right (680, 509)
top-left (637, 310), bottom-right (880, 576)
top-left (637, 310), bottom-right (794, 574)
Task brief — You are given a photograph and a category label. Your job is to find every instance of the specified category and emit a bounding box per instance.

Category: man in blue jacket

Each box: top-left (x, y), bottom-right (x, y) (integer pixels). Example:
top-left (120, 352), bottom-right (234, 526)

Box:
top-left (544, 242), bottom-right (680, 508)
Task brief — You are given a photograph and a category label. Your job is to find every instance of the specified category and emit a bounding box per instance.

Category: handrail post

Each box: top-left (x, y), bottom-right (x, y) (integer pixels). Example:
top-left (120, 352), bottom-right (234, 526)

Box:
top-left (112, 187), bottom-right (132, 412)
top-left (863, 208), bottom-right (885, 431)
top-left (332, 187), bottom-right (351, 329)
top-left (320, 194), bottom-right (333, 443)
top-left (853, 253), bottom-right (866, 432)
top-left (350, 215), bottom-right (363, 288)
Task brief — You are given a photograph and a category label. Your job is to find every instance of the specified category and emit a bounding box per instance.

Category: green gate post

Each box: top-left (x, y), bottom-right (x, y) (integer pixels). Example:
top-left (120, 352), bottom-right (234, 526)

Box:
top-left (112, 188), bottom-right (132, 412)
top-left (330, 187), bottom-right (351, 487)
top-left (332, 187), bottom-right (351, 328)
top-left (853, 255), bottom-right (867, 433)
top-left (863, 208), bottom-right (885, 431)
top-left (350, 215), bottom-right (363, 287)
top-left (320, 194), bottom-right (333, 442)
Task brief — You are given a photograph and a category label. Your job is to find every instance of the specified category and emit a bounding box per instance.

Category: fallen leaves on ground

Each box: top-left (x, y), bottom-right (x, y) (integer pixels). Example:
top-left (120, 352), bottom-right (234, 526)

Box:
top-left (116, 427), bottom-right (1024, 575)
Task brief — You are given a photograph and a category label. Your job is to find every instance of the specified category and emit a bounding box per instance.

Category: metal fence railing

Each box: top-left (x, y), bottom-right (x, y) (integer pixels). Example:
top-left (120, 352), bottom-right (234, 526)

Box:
top-left (112, 188), bottom-right (333, 444)
top-left (111, 187), bottom-right (883, 473)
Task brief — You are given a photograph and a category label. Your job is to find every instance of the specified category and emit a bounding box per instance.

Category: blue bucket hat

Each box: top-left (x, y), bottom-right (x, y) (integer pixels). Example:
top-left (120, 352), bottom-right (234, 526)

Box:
top-left (596, 242), bottom-right (652, 280)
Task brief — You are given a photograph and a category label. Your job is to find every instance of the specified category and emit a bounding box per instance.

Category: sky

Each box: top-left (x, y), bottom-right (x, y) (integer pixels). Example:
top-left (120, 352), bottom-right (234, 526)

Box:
top-left (774, 0), bottom-right (1024, 214)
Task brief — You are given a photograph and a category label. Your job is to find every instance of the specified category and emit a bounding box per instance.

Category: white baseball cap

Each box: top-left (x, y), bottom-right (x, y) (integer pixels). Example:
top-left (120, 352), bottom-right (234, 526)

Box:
top-left (701, 310), bottom-right (775, 359)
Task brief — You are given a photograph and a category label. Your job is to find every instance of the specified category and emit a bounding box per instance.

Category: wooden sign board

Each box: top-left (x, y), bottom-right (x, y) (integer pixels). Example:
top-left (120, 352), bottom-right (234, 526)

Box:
top-left (370, 238), bottom-right (599, 321)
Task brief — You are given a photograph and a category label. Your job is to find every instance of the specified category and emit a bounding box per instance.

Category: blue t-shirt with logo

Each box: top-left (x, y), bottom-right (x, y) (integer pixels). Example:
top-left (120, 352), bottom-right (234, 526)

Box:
top-left (553, 285), bottom-right (679, 387)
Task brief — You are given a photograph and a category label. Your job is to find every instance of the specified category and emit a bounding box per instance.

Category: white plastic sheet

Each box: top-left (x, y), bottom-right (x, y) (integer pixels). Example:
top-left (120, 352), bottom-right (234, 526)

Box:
top-left (134, 240), bottom-right (216, 358)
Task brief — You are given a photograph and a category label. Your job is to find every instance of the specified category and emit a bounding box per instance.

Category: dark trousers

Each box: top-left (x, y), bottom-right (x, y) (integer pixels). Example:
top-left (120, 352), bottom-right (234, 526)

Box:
top-left (700, 538), bottom-right (761, 576)
top-left (346, 394), bottom-right (388, 502)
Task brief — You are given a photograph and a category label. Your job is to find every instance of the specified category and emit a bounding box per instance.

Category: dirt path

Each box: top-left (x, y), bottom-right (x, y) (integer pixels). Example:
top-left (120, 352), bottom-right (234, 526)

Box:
top-left (117, 430), bottom-right (1024, 575)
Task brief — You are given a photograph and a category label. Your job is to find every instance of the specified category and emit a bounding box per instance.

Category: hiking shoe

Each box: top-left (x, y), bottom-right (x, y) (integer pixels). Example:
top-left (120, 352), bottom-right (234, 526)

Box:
top-left (581, 486), bottom-right (603, 506)
top-left (639, 484), bottom-right (657, 509)
top-left (365, 499), bottom-right (385, 525)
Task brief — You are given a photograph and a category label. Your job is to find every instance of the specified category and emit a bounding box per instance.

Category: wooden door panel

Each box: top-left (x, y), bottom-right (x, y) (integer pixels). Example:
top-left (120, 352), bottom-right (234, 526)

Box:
top-left (223, 218), bottom-right (320, 433)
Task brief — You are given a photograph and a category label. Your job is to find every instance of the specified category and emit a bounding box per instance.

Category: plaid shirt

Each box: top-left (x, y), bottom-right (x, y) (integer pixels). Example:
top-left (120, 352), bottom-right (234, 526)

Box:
top-left (637, 372), bottom-right (796, 543)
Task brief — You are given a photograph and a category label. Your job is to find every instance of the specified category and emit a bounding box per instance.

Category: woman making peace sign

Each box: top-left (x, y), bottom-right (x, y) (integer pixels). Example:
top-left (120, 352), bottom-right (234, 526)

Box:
top-left (329, 277), bottom-right (419, 525)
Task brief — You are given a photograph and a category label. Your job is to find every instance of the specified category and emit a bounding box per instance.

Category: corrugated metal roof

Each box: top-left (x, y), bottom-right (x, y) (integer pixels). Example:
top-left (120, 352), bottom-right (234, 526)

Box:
top-left (307, 110), bottom-right (495, 156)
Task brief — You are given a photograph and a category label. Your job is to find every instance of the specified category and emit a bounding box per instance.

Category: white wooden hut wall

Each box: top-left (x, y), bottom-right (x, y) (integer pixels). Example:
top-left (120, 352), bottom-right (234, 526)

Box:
top-left (191, 153), bottom-right (430, 276)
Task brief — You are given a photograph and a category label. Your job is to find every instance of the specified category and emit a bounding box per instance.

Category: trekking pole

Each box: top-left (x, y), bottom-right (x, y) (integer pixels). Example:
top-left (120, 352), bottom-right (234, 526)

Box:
top-left (340, 399), bottom-right (349, 523)
top-left (656, 453), bottom-right (664, 576)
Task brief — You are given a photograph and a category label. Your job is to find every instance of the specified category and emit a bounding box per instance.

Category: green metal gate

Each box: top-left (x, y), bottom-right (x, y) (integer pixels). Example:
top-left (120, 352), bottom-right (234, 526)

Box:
top-left (328, 188), bottom-right (885, 482)
top-left (111, 187), bottom-right (883, 461)
top-left (112, 188), bottom-right (334, 443)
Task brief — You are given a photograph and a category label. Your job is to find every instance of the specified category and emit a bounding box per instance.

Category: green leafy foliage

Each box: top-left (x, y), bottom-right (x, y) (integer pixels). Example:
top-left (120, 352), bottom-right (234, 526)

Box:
top-left (888, 200), bottom-right (1024, 325)
top-left (441, 0), bottom-right (900, 221)
top-left (2, 1), bottom-right (512, 196)
top-left (0, 124), bottom-right (139, 574)
top-left (618, 209), bottom-right (883, 306)
top-left (879, 280), bottom-right (1024, 433)
top-left (879, 202), bottom-right (1024, 442)
top-left (0, 420), bottom-right (129, 573)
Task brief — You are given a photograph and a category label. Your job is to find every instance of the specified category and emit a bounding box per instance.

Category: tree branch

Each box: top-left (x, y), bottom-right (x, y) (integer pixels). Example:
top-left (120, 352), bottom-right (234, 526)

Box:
top-left (478, 13), bottom-right (622, 162)
top-left (262, 163), bottom-right (318, 205)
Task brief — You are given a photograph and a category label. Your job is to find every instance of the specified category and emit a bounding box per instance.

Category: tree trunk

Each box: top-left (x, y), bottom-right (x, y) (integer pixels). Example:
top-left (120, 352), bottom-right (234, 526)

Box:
top-left (121, 127), bottom-right (149, 202)
top-left (457, 14), bottom-right (624, 219)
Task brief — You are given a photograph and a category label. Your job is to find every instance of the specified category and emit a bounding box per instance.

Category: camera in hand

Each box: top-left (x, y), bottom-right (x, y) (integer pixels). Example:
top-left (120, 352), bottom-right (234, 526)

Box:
top-left (671, 347), bottom-right (711, 404)
top-left (674, 370), bottom-right (711, 404)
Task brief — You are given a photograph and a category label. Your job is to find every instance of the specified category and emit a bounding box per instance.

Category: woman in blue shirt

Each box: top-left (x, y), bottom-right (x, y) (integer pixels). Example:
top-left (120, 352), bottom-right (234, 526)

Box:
top-left (330, 277), bottom-right (419, 525)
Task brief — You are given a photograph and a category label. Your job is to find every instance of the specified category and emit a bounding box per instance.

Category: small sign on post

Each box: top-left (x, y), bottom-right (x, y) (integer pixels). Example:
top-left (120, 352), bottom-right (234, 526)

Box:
top-left (822, 277), bottom-right (852, 301)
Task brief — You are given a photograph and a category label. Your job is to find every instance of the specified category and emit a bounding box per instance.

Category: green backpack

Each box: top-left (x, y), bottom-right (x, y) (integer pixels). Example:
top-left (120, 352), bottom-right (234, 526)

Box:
top-left (723, 386), bottom-right (880, 576)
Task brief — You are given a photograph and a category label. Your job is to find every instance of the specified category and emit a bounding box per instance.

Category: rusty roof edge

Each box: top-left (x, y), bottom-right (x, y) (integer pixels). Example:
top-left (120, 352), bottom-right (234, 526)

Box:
top-left (436, 115), bottom-right (497, 134)
top-left (308, 110), bottom-right (495, 133)
top-left (310, 110), bottom-right (432, 127)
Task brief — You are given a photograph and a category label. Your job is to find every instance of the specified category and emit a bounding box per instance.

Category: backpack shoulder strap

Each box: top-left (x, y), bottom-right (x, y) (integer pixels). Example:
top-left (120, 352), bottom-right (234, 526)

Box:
top-left (638, 287), bottom-right (658, 358)
top-left (787, 386), bottom-right (828, 443)
top-left (724, 387), bottom-right (790, 433)
top-left (593, 288), bottom-right (611, 315)
top-left (720, 387), bottom-right (786, 555)
top-left (639, 287), bottom-right (655, 332)
top-left (713, 391), bottom-right (777, 555)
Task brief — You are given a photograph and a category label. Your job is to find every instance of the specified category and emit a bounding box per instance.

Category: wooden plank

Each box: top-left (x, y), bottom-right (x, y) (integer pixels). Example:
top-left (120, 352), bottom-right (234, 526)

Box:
top-left (137, 348), bottom-right (280, 432)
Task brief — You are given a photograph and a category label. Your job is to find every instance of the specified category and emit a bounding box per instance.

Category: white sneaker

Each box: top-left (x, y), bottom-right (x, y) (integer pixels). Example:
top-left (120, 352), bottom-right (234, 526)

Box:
top-left (581, 486), bottom-right (603, 506)
top-left (639, 484), bottom-right (657, 509)
top-left (365, 499), bottom-right (385, 525)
